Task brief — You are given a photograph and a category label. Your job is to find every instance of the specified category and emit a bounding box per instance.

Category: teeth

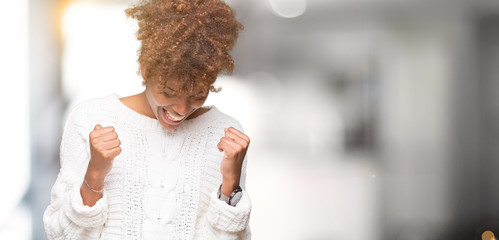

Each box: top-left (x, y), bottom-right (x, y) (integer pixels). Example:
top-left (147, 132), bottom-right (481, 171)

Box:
top-left (164, 109), bottom-right (184, 121)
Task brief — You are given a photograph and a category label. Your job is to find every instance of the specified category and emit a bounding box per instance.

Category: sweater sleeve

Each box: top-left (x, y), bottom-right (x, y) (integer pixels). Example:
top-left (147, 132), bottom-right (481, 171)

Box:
top-left (204, 160), bottom-right (251, 239)
top-left (201, 120), bottom-right (252, 239)
top-left (43, 105), bottom-right (108, 239)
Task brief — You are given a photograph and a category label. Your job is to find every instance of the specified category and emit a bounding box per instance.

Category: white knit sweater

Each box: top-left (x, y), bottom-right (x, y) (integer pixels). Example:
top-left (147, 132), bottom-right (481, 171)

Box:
top-left (43, 93), bottom-right (251, 240)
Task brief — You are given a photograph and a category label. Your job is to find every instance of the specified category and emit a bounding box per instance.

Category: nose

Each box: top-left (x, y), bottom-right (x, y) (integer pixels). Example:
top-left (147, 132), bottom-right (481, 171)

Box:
top-left (172, 97), bottom-right (191, 116)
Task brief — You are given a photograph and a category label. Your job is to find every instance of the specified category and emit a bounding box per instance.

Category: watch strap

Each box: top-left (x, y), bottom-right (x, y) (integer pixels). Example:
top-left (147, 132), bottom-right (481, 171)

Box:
top-left (217, 184), bottom-right (243, 206)
top-left (218, 184), bottom-right (231, 204)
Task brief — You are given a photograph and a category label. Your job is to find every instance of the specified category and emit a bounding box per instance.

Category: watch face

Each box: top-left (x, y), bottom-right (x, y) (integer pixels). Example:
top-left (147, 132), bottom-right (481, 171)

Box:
top-left (229, 191), bottom-right (243, 206)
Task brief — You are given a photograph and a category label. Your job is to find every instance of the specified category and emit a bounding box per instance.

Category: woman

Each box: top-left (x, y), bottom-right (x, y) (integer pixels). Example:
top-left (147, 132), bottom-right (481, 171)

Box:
top-left (43, 0), bottom-right (251, 239)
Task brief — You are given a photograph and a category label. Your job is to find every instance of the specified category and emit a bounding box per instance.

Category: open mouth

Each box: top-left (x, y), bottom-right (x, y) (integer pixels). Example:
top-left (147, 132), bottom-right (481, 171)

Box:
top-left (161, 108), bottom-right (186, 125)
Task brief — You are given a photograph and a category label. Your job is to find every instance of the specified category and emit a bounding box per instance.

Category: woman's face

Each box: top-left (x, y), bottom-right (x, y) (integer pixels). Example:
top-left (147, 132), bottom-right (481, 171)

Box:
top-left (145, 79), bottom-right (209, 130)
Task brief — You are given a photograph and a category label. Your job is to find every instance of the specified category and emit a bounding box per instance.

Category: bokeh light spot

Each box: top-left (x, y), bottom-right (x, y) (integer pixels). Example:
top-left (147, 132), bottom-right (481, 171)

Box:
top-left (268, 0), bottom-right (306, 18)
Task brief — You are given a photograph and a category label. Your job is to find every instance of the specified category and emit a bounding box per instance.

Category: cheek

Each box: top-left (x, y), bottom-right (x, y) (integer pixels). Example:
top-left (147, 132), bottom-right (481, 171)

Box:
top-left (154, 95), bottom-right (175, 108)
top-left (146, 88), bottom-right (165, 107)
top-left (191, 99), bottom-right (207, 108)
top-left (152, 98), bottom-right (165, 110)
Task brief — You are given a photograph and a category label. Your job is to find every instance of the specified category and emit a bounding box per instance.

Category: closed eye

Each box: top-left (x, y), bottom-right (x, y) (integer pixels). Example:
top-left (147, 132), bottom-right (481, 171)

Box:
top-left (162, 91), bottom-right (177, 98)
top-left (191, 95), bottom-right (207, 100)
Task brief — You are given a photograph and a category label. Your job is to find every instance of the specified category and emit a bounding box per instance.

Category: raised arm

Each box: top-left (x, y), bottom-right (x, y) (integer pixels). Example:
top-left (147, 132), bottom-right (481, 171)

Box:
top-left (199, 123), bottom-right (252, 239)
top-left (43, 107), bottom-right (119, 239)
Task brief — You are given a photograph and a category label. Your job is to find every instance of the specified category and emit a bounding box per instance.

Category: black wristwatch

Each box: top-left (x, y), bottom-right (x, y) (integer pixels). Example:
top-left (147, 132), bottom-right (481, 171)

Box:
top-left (217, 184), bottom-right (243, 207)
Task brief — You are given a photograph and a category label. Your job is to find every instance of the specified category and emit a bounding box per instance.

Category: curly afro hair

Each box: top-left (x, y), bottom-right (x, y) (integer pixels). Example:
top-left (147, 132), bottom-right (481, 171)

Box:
top-left (125, 0), bottom-right (243, 94)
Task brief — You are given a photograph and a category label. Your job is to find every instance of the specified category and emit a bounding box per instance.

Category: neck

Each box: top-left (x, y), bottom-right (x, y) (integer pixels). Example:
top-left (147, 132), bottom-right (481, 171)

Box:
top-left (118, 91), bottom-right (155, 119)
top-left (139, 91), bottom-right (157, 119)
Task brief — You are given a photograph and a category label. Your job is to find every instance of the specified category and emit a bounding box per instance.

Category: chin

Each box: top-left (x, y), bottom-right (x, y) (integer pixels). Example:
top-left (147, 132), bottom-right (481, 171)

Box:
top-left (161, 123), bottom-right (180, 131)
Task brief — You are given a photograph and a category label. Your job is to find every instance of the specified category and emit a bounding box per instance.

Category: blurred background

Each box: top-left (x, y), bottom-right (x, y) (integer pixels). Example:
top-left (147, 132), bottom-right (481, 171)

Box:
top-left (2, 0), bottom-right (499, 239)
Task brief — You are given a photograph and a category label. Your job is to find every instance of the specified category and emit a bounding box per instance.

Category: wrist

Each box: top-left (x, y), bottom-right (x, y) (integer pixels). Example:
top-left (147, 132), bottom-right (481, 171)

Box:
top-left (80, 181), bottom-right (103, 206)
top-left (221, 179), bottom-right (239, 196)
top-left (85, 170), bottom-right (105, 186)
top-left (83, 178), bottom-right (104, 194)
top-left (86, 164), bottom-right (106, 183)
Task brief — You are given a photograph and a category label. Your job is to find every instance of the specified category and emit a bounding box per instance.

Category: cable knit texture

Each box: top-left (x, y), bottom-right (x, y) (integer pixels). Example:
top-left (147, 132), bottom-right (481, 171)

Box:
top-left (43, 93), bottom-right (252, 240)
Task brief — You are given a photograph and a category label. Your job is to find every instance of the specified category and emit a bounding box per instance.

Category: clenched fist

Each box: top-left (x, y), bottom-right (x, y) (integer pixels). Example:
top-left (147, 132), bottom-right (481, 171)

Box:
top-left (87, 124), bottom-right (122, 180)
top-left (217, 127), bottom-right (250, 196)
